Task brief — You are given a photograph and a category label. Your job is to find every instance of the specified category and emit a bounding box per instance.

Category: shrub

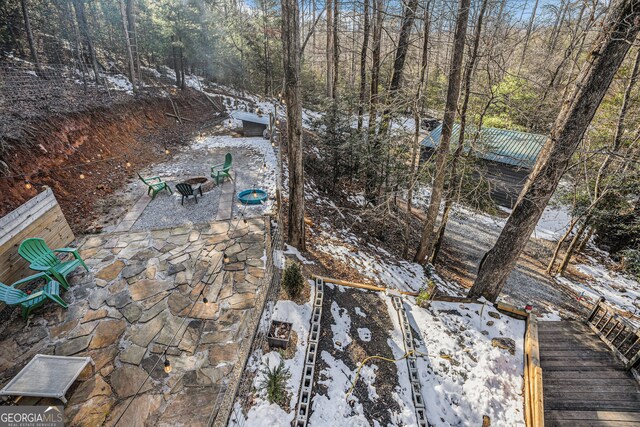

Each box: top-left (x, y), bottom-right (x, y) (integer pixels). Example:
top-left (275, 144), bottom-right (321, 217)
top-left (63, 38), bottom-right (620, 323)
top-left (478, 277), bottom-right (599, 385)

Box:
top-left (416, 279), bottom-right (437, 308)
top-left (282, 261), bottom-right (304, 298)
top-left (621, 249), bottom-right (640, 279)
top-left (258, 360), bottom-right (291, 406)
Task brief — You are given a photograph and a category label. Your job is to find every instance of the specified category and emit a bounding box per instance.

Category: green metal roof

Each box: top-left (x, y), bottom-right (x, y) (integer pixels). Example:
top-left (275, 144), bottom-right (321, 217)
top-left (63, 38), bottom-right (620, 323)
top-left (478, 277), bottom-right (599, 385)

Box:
top-left (421, 123), bottom-right (547, 169)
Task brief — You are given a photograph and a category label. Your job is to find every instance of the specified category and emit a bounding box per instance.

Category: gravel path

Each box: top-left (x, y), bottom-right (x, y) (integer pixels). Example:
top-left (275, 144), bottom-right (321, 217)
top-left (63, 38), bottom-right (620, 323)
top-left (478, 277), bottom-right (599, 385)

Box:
top-left (437, 208), bottom-right (587, 319)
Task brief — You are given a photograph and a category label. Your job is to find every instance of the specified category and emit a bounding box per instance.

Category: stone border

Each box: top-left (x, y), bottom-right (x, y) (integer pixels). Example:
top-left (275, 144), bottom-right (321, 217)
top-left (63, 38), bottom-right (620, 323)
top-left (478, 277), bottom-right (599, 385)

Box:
top-left (211, 214), bottom-right (283, 427)
top-left (294, 277), bottom-right (324, 427)
top-left (392, 296), bottom-right (428, 427)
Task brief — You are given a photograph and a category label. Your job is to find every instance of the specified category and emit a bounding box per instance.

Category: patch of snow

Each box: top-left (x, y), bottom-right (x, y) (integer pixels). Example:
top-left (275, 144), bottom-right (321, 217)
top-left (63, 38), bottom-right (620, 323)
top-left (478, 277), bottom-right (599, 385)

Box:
top-left (538, 307), bottom-right (562, 321)
top-left (104, 73), bottom-right (133, 94)
top-left (573, 262), bottom-right (640, 316)
top-left (330, 301), bottom-right (352, 350)
top-left (533, 205), bottom-right (572, 241)
top-left (360, 363), bottom-right (379, 401)
top-left (354, 307), bottom-right (367, 318)
top-left (347, 193), bottom-right (367, 207)
top-left (309, 351), bottom-right (370, 426)
top-left (284, 244), bottom-right (315, 264)
top-left (357, 328), bottom-right (371, 342)
top-left (231, 292), bottom-right (313, 425)
top-left (404, 299), bottom-right (526, 427)
top-left (317, 242), bottom-right (429, 292)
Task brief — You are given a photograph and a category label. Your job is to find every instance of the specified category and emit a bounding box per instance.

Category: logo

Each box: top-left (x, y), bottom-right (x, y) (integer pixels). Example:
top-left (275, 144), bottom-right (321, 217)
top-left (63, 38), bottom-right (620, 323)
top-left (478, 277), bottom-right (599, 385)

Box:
top-left (0, 406), bottom-right (64, 427)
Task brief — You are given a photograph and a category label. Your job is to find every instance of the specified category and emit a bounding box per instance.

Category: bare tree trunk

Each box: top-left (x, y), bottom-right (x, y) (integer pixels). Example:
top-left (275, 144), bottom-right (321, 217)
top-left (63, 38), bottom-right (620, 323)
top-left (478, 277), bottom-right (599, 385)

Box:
top-left (548, 0), bottom-right (567, 53)
top-left (577, 227), bottom-right (594, 251)
top-left (332, 0), bottom-right (339, 98)
top-left (179, 43), bottom-right (185, 89)
top-left (379, 0), bottom-right (419, 135)
top-left (119, 0), bottom-right (136, 91)
top-left (357, 0), bottom-right (370, 131)
top-left (368, 0), bottom-right (383, 129)
top-left (519, 0), bottom-right (539, 70)
top-left (73, 0), bottom-right (100, 85)
top-left (125, 0), bottom-right (140, 81)
top-left (557, 46), bottom-right (640, 274)
top-left (365, 0), bottom-right (383, 201)
top-left (281, 0), bottom-right (306, 250)
top-left (21, 0), bottom-right (42, 74)
top-left (312, 0), bottom-right (316, 50)
top-left (468, 0), bottom-right (640, 301)
top-left (403, 0), bottom-right (431, 258)
top-left (547, 217), bottom-right (578, 273)
top-left (431, 0), bottom-right (488, 263)
top-left (414, 0), bottom-right (471, 263)
top-left (171, 35), bottom-right (181, 88)
top-left (326, 0), bottom-right (334, 98)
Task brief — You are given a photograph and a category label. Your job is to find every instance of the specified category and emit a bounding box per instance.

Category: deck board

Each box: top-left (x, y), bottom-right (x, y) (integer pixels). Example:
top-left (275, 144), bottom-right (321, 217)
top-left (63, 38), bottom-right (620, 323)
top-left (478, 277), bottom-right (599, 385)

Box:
top-left (539, 321), bottom-right (640, 426)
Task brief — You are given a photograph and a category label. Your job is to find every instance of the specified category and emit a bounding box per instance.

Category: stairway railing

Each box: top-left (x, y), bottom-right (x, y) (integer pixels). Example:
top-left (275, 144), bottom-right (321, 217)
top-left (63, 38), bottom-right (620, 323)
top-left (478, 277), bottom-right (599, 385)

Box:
top-left (586, 296), bottom-right (640, 370)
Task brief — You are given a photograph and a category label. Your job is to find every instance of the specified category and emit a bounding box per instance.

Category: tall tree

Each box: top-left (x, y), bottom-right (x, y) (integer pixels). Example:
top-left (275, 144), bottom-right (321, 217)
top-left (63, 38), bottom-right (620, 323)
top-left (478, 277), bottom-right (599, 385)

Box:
top-left (119, 0), bottom-right (136, 91)
top-left (20, 0), bottom-right (41, 74)
top-left (432, 0), bottom-right (489, 263)
top-left (332, 0), bottom-right (339, 98)
top-left (379, 0), bottom-right (419, 134)
top-left (281, 0), bottom-right (306, 249)
top-left (403, 0), bottom-right (431, 258)
top-left (125, 0), bottom-right (140, 81)
top-left (72, 0), bottom-right (100, 85)
top-left (414, 0), bottom-right (472, 263)
top-left (519, 0), bottom-right (539, 70)
top-left (554, 46), bottom-right (640, 275)
top-left (469, 0), bottom-right (640, 301)
top-left (326, 0), bottom-right (334, 98)
top-left (356, 0), bottom-right (370, 131)
top-left (364, 0), bottom-right (383, 201)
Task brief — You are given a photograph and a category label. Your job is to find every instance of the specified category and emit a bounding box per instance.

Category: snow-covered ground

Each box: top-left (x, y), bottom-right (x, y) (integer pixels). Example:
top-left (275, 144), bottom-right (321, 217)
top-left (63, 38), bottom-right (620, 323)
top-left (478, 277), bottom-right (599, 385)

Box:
top-left (411, 184), bottom-right (572, 242)
top-left (230, 288), bottom-right (314, 426)
top-left (403, 299), bottom-right (526, 426)
top-left (556, 257), bottom-right (640, 319)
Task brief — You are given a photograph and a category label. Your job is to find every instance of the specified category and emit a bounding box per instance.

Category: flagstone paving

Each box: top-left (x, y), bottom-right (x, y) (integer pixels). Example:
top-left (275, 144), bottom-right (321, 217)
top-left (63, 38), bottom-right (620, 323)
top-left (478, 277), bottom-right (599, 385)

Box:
top-left (0, 218), bottom-right (266, 427)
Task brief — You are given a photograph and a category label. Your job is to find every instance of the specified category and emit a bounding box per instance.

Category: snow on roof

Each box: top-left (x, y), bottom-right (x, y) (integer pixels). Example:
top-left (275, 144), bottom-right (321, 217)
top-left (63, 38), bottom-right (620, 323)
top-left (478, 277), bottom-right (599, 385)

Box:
top-left (230, 110), bottom-right (271, 125)
top-left (421, 124), bottom-right (547, 169)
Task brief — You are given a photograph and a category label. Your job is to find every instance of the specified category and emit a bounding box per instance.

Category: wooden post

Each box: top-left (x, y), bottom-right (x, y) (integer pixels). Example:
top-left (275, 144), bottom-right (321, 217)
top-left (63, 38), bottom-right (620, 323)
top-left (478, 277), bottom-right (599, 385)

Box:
top-left (586, 296), bottom-right (605, 323)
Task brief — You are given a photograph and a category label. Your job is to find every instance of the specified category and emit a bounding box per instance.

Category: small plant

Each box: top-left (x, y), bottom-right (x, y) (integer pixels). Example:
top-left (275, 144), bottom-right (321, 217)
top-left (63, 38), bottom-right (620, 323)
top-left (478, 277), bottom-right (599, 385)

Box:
top-left (416, 279), bottom-right (437, 308)
top-left (282, 261), bottom-right (304, 298)
top-left (258, 360), bottom-right (291, 406)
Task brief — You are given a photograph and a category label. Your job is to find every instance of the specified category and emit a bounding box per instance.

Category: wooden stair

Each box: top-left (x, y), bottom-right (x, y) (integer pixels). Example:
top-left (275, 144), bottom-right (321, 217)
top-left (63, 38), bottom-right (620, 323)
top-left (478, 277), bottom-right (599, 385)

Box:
top-left (539, 320), bottom-right (640, 426)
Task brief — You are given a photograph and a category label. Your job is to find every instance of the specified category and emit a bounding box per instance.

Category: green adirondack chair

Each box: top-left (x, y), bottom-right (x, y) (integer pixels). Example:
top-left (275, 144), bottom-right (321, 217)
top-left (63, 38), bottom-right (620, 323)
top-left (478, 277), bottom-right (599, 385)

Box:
top-left (137, 173), bottom-right (172, 199)
top-left (18, 238), bottom-right (88, 289)
top-left (211, 153), bottom-right (233, 185)
top-left (0, 272), bottom-right (68, 319)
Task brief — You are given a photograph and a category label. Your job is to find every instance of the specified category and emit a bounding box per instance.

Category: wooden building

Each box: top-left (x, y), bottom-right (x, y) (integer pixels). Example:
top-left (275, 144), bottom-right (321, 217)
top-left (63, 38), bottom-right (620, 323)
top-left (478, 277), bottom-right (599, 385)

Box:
top-left (421, 124), bottom-right (547, 208)
top-left (230, 110), bottom-right (271, 137)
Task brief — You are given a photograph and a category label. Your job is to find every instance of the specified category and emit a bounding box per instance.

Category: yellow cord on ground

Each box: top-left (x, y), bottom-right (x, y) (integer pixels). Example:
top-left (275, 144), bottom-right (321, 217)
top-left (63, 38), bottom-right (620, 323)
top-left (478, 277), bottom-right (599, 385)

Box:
top-left (345, 349), bottom-right (430, 400)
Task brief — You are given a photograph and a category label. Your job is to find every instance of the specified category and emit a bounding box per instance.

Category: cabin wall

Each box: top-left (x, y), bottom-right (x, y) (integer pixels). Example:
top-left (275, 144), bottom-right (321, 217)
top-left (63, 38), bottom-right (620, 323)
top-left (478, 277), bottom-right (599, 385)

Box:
top-left (242, 121), bottom-right (267, 137)
top-left (420, 147), bottom-right (530, 208)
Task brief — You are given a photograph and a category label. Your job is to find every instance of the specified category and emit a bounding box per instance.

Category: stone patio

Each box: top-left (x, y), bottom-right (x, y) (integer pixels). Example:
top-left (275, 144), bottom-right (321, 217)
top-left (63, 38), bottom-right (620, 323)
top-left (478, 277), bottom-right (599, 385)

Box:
top-left (0, 218), bottom-right (267, 427)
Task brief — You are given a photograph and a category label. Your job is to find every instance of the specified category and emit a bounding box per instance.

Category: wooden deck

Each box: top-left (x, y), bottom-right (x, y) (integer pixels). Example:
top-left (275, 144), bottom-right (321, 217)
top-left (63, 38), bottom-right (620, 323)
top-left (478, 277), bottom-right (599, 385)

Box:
top-left (539, 321), bottom-right (640, 426)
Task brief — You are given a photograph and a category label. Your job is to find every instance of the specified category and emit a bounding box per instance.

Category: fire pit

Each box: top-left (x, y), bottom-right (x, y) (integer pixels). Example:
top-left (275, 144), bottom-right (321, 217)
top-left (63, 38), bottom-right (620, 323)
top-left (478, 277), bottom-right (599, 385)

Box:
top-left (184, 177), bottom-right (208, 186)
top-left (267, 320), bottom-right (292, 350)
top-left (182, 176), bottom-right (214, 193)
